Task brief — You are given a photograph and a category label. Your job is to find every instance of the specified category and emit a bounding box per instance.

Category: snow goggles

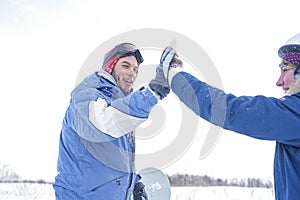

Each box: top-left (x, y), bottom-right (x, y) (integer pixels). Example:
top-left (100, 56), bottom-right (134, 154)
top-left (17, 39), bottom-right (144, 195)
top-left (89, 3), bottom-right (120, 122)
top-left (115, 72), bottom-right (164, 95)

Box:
top-left (114, 43), bottom-right (144, 64)
top-left (103, 43), bottom-right (144, 67)
top-left (279, 60), bottom-right (300, 78)
top-left (118, 48), bottom-right (144, 64)
top-left (279, 60), bottom-right (297, 69)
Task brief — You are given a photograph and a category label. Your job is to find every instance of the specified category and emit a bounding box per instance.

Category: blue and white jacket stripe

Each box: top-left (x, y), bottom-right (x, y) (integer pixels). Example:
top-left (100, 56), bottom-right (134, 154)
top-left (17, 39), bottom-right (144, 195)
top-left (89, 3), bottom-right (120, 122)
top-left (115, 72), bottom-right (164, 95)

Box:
top-left (54, 71), bottom-right (158, 199)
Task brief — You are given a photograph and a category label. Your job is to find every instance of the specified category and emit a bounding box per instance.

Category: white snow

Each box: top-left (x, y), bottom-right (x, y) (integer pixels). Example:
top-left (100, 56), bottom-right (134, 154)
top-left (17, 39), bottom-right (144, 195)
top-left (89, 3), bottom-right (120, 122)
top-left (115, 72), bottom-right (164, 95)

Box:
top-left (171, 186), bottom-right (275, 200)
top-left (0, 183), bottom-right (275, 200)
top-left (0, 183), bottom-right (53, 200)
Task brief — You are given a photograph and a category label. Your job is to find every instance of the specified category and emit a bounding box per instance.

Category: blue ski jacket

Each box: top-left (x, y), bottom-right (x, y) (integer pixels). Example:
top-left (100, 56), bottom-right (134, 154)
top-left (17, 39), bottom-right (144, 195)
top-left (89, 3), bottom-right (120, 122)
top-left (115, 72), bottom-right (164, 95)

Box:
top-left (53, 71), bottom-right (158, 200)
top-left (171, 71), bottom-right (300, 200)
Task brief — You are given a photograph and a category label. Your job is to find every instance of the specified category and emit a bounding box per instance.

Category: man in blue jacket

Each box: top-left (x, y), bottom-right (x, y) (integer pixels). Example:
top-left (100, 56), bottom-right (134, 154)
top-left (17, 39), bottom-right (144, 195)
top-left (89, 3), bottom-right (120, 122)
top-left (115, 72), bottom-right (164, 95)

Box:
top-left (168, 33), bottom-right (300, 200)
top-left (53, 43), bottom-right (179, 199)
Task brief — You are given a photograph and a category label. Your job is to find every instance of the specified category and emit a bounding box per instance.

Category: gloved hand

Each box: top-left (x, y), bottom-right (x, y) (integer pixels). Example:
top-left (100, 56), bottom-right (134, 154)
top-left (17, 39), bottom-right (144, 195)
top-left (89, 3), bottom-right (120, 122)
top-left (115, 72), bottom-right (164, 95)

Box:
top-left (149, 46), bottom-right (182, 99)
top-left (133, 182), bottom-right (148, 200)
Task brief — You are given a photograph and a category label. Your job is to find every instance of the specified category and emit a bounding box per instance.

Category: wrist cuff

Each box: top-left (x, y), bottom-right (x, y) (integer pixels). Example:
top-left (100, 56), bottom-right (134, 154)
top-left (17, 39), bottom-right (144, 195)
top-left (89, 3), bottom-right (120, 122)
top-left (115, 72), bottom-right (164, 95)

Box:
top-left (168, 67), bottom-right (183, 85)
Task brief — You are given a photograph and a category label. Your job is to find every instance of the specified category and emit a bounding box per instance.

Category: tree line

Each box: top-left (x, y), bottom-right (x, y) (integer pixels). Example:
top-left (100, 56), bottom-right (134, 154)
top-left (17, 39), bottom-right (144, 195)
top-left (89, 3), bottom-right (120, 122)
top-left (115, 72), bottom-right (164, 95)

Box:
top-left (0, 164), bottom-right (51, 184)
top-left (0, 164), bottom-right (273, 188)
top-left (168, 173), bottom-right (273, 188)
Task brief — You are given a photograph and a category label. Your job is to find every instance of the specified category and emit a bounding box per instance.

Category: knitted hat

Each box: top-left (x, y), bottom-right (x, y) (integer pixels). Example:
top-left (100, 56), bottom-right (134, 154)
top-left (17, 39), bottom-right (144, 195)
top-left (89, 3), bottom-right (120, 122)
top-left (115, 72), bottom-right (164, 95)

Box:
top-left (281, 52), bottom-right (300, 68)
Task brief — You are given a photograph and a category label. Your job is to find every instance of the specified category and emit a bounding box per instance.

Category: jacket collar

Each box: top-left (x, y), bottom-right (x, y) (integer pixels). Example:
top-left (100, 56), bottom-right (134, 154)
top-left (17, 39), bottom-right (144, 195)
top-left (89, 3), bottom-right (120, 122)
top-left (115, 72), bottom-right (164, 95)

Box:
top-left (96, 70), bottom-right (117, 86)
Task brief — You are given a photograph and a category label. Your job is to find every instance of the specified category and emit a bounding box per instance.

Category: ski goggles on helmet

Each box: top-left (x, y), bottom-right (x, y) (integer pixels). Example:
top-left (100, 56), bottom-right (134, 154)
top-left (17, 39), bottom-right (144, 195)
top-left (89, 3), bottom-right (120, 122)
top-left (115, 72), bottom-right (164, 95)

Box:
top-left (103, 43), bottom-right (144, 66)
top-left (118, 48), bottom-right (144, 64)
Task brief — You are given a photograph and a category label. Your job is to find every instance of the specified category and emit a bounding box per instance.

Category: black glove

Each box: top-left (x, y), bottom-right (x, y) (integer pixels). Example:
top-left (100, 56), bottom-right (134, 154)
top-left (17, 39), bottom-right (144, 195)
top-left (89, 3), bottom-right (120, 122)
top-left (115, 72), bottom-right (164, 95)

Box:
top-left (133, 182), bottom-right (148, 200)
top-left (149, 46), bottom-right (176, 99)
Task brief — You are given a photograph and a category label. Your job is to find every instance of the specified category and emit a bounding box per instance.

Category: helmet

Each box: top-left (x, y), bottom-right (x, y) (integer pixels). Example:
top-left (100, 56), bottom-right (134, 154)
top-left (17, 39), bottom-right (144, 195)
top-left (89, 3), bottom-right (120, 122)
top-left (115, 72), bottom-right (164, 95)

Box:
top-left (102, 43), bottom-right (144, 74)
top-left (278, 33), bottom-right (300, 59)
top-left (278, 33), bottom-right (300, 77)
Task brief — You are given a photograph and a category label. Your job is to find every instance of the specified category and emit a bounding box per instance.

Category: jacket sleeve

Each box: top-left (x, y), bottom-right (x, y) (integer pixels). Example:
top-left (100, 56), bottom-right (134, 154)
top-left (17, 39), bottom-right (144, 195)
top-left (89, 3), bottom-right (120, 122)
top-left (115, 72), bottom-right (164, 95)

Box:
top-left (89, 87), bottom-right (158, 138)
top-left (171, 71), bottom-right (300, 144)
top-left (70, 73), bottom-right (158, 142)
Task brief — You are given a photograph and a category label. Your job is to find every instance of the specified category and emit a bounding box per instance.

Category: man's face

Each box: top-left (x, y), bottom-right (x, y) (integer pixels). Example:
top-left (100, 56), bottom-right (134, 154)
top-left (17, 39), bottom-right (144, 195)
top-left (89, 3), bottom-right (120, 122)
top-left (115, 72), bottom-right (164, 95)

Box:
top-left (111, 56), bottom-right (139, 94)
top-left (276, 64), bottom-right (296, 94)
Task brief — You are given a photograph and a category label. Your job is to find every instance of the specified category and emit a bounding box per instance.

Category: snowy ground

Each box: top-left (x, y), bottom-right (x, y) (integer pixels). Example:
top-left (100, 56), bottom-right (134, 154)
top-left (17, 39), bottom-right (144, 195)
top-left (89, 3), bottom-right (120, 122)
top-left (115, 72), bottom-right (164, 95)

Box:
top-left (0, 183), bottom-right (275, 200)
top-left (0, 183), bottom-right (53, 200)
top-left (171, 186), bottom-right (274, 200)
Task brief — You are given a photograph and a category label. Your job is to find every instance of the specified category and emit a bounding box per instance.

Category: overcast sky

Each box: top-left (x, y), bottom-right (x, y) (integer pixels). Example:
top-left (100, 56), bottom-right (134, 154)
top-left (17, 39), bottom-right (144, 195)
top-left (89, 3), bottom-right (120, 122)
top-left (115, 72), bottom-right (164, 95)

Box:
top-left (1, 0), bottom-right (299, 182)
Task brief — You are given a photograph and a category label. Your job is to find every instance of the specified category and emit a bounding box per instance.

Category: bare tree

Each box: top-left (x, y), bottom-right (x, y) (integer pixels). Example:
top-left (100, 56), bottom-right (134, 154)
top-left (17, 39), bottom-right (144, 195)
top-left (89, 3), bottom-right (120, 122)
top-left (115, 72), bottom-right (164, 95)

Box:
top-left (0, 164), bottom-right (21, 182)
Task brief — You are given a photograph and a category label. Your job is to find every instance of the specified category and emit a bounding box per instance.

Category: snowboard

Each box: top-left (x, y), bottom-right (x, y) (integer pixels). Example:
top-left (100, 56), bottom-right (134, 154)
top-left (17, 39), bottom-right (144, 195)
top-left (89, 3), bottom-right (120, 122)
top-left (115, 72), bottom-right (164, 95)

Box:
top-left (139, 168), bottom-right (171, 200)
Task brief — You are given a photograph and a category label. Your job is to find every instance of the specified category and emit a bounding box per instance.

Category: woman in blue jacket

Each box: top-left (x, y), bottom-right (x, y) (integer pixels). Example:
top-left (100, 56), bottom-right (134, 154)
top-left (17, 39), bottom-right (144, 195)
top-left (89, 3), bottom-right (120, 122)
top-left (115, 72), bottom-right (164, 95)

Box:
top-left (168, 33), bottom-right (300, 200)
top-left (53, 43), bottom-right (178, 200)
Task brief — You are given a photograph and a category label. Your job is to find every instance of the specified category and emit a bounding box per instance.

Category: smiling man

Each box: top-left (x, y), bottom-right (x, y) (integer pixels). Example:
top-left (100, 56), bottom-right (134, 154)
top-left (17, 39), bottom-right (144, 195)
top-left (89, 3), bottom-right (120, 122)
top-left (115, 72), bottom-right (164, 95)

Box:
top-left (53, 43), bottom-right (179, 200)
top-left (111, 56), bottom-right (139, 94)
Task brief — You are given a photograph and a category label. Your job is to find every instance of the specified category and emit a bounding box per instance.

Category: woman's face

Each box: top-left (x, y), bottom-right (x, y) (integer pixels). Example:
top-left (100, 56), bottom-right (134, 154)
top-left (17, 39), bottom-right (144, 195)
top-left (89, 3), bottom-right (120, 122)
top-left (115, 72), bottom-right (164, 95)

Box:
top-left (276, 65), bottom-right (296, 94)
